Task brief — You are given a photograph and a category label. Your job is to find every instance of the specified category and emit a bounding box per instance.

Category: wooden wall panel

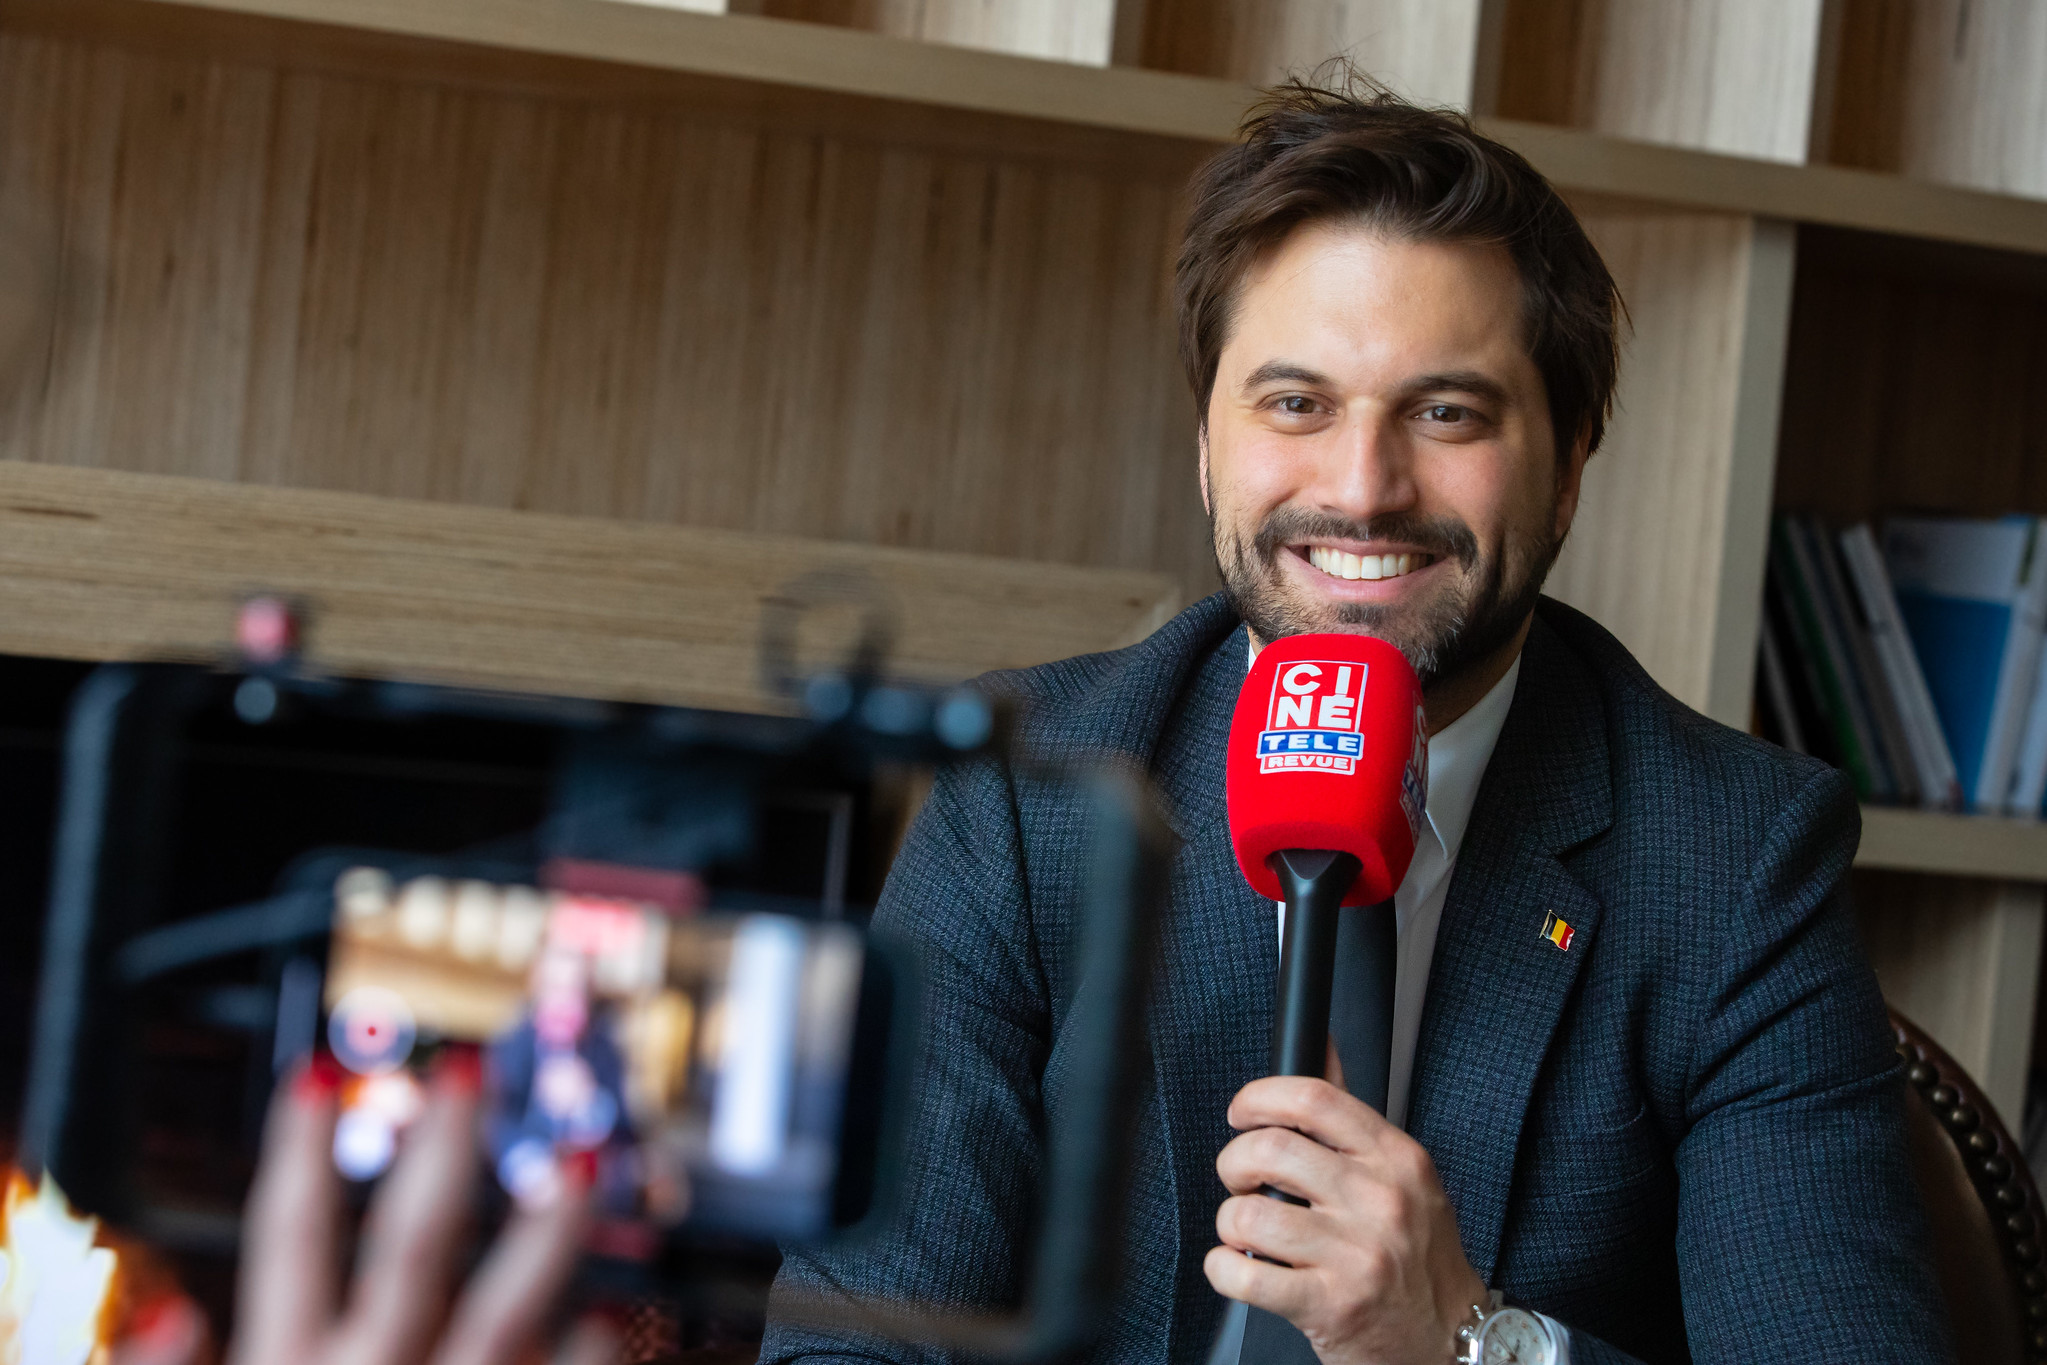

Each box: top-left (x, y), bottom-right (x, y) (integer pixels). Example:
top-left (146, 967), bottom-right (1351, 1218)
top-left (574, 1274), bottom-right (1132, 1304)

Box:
top-left (1774, 229), bottom-right (2047, 527)
top-left (756, 0), bottom-right (1123, 67)
top-left (1827, 0), bottom-right (2047, 200)
top-left (1544, 209), bottom-right (1794, 725)
top-left (1856, 869), bottom-right (2045, 1125)
top-left (1493, 0), bottom-right (1832, 163)
top-left (0, 27), bottom-right (1219, 600)
top-left (1135, 0), bottom-right (1496, 110)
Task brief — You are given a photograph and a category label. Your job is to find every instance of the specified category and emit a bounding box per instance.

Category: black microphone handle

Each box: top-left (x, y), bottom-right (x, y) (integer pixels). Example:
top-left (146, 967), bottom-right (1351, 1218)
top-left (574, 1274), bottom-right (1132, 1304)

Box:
top-left (1241, 848), bottom-right (1388, 1364)
top-left (1254, 848), bottom-right (1364, 1216)
top-left (1268, 848), bottom-right (1363, 1078)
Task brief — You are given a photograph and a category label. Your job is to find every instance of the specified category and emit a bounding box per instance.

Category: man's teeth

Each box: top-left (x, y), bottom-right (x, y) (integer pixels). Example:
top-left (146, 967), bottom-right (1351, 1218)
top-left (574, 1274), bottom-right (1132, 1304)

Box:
top-left (1305, 546), bottom-right (1431, 581)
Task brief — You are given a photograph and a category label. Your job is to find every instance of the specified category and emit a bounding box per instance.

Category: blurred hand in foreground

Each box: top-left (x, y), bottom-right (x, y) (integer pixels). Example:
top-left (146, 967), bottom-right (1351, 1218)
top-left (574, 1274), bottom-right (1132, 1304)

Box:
top-left (224, 1052), bottom-right (613, 1365)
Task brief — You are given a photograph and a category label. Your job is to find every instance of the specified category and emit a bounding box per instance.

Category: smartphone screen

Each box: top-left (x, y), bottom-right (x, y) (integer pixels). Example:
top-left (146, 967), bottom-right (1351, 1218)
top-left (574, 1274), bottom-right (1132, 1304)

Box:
top-left (318, 865), bottom-right (875, 1245)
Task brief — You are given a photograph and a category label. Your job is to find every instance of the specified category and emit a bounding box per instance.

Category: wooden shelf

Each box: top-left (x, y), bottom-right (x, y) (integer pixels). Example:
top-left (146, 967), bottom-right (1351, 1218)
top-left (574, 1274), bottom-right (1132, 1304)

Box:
top-left (0, 463), bottom-right (1180, 715)
top-left (1857, 806), bottom-right (2047, 882)
top-left (10, 0), bottom-right (2047, 259)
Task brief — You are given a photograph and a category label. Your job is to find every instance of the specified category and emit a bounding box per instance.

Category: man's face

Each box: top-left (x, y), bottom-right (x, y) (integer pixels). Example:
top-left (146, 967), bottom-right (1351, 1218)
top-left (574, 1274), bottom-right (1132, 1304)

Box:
top-left (1202, 222), bottom-right (1589, 693)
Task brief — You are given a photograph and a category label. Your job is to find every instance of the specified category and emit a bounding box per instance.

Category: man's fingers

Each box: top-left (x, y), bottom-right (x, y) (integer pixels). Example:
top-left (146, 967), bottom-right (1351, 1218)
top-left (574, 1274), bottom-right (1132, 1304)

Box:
top-left (331, 1051), bottom-right (484, 1365)
top-left (1202, 1244), bottom-right (1317, 1323)
top-left (1227, 1074), bottom-right (1388, 1153)
top-left (1214, 1192), bottom-right (1340, 1269)
top-left (1215, 1123), bottom-right (1347, 1203)
top-left (432, 1161), bottom-right (594, 1365)
top-left (229, 1060), bottom-right (341, 1365)
top-left (1324, 1033), bottom-right (1346, 1093)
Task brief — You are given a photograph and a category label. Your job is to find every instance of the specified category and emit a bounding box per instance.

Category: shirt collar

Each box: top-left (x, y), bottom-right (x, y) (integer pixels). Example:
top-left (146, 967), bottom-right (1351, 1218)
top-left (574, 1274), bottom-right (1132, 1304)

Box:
top-left (1421, 653), bottom-right (1521, 862)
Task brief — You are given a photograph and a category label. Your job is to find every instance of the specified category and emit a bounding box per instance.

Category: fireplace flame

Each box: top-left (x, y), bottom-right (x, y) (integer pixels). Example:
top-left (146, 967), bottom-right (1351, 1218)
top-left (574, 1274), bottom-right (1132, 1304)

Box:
top-left (0, 1168), bottom-right (118, 1365)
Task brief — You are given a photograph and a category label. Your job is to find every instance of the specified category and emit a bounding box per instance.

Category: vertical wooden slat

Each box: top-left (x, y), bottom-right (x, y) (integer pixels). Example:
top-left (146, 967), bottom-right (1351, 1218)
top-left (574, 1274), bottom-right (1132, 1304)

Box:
top-left (1829, 0), bottom-right (2047, 200)
top-left (1493, 0), bottom-right (1834, 163)
top-left (1545, 210), bottom-right (1793, 726)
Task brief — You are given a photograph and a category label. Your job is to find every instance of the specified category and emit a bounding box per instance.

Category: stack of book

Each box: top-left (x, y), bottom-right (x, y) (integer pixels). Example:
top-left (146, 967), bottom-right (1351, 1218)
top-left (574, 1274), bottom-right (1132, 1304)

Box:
top-left (1761, 513), bottom-right (2047, 815)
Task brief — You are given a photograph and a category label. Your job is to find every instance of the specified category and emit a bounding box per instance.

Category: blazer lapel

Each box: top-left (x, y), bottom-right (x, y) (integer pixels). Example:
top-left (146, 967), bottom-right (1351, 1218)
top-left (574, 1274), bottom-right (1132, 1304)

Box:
top-left (1405, 611), bottom-right (1615, 1282)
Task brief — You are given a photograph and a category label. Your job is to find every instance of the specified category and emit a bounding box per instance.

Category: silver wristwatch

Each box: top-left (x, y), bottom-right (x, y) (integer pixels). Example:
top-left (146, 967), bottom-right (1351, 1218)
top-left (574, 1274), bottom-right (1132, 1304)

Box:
top-left (1454, 1290), bottom-right (1560, 1365)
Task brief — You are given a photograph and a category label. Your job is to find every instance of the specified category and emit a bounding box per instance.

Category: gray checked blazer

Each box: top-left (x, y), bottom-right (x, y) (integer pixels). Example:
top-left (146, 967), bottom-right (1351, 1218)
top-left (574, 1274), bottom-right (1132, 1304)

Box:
top-left (762, 593), bottom-right (1955, 1364)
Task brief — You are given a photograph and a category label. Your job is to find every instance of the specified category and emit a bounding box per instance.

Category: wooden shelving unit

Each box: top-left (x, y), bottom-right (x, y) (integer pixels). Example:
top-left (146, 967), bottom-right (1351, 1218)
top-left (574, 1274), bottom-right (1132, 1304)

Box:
top-left (12, 0), bottom-right (2047, 254)
top-left (3, 0), bottom-right (2046, 1115)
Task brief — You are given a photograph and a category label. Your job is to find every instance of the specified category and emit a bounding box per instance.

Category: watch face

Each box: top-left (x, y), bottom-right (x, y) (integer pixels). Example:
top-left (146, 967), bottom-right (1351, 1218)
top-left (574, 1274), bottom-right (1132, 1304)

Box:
top-left (1478, 1308), bottom-right (1555, 1365)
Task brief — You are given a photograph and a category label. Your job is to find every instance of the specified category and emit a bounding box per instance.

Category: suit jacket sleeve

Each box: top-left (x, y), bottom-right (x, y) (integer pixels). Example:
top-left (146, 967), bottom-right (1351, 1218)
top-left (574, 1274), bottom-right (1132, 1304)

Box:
top-left (760, 753), bottom-right (1051, 1365)
top-left (1562, 766), bottom-right (1954, 1364)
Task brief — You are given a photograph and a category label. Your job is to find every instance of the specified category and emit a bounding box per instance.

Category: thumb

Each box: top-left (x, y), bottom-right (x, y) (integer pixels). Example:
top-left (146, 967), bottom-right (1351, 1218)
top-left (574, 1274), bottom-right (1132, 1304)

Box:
top-left (1324, 1033), bottom-right (1346, 1092)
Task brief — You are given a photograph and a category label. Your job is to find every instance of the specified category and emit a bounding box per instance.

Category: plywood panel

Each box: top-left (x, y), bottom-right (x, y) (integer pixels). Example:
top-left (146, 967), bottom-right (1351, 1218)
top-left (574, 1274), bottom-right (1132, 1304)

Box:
top-left (0, 462), bottom-right (1180, 712)
top-left (1135, 0), bottom-right (1494, 109)
top-left (1545, 210), bottom-right (1793, 725)
top-left (1774, 227), bottom-right (2047, 528)
top-left (758, 0), bottom-right (1122, 67)
top-left (1493, 0), bottom-right (1832, 163)
top-left (1857, 869), bottom-right (2045, 1125)
top-left (0, 26), bottom-right (1219, 599)
top-left (1827, 0), bottom-right (2047, 201)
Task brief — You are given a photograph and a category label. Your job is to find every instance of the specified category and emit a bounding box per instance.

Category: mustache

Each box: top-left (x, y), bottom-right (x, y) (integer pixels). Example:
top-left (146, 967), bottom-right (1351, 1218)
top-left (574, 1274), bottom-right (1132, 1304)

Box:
top-left (1248, 508), bottom-right (1480, 571)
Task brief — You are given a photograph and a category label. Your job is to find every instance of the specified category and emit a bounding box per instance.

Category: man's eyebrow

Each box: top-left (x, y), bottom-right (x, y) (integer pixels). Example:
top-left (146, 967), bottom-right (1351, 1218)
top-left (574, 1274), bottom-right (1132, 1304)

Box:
top-left (1407, 371), bottom-right (1511, 405)
top-left (1239, 361), bottom-right (1332, 391)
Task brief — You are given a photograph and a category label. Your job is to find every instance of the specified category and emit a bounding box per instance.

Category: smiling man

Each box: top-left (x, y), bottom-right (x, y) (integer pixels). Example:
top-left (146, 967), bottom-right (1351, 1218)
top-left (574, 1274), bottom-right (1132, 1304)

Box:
top-left (763, 81), bottom-right (1953, 1365)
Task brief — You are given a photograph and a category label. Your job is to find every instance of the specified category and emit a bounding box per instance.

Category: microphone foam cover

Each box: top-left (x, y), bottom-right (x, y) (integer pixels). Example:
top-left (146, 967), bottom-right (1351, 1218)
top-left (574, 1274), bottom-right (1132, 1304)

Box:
top-left (1226, 633), bottom-right (1427, 905)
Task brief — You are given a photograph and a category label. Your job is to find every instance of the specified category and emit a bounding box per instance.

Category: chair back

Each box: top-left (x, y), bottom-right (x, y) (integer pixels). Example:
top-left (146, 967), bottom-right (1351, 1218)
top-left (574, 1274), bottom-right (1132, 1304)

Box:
top-left (1891, 1010), bottom-right (2047, 1364)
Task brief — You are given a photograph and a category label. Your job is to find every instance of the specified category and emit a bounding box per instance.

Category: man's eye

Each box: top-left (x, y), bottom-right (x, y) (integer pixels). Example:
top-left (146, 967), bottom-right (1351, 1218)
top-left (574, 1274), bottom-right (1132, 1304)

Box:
top-left (1421, 403), bottom-right (1469, 423)
top-left (1276, 395), bottom-right (1318, 416)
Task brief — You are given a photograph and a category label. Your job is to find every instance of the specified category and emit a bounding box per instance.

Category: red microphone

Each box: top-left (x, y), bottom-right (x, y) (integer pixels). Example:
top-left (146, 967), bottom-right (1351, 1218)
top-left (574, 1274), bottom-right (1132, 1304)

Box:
top-left (1225, 633), bottom-right (1426, 1085)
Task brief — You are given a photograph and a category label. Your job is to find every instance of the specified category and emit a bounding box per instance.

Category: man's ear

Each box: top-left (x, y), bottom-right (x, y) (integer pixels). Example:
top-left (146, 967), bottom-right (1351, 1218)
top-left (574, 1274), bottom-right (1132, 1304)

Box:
top-left (1552, 421), bottom-right (1594, 543)
top-left (1198, 422), bottom-right (1213, 517)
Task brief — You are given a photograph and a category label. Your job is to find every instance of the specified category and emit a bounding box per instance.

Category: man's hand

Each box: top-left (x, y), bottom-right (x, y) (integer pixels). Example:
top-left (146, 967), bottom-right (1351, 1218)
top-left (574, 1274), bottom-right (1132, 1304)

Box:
top-left (1203, 1067), bottom-right (1486, 1365)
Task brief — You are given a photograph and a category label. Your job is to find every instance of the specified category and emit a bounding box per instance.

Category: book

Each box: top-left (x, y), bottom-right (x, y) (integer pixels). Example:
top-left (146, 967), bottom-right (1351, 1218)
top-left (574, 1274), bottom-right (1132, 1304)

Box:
top-left (1838, 523), bottom-right (1963, 810)
top-left (1755, 603), bottom-right (1808, 755)
top-left (2008, 661), bottom-right (2047, 816)
top-left (1763, 556), bottom-right (1841, 769)
top-left (1802, 517), bottom-right (1919, 805)
top-left (1771, 516), bottom-right (1883, 800)
top-left (1883, 515), bottom-right (2047, 811)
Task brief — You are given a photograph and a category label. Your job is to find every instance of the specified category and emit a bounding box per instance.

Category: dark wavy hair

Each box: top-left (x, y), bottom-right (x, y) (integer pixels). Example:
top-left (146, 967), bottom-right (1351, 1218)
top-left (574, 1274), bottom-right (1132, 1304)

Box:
top-left (1175, 72), bottom-right (1626, 460)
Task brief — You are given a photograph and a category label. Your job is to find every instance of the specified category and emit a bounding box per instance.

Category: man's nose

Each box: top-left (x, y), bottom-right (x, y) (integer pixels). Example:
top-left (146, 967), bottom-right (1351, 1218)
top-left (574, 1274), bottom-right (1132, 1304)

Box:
top-left (1312, 412), bottom-right (1419, 520)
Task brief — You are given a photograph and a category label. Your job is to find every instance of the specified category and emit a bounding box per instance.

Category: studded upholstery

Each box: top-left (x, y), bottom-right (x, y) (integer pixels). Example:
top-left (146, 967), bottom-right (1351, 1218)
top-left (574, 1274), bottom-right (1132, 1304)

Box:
top-left (1892, 1010), bottom-right (2047, 1365)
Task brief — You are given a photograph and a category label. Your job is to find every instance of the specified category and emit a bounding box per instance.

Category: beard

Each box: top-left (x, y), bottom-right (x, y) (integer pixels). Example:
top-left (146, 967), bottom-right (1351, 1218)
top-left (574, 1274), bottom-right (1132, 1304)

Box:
top-left (1212, 500), bottom-right (1560, 691)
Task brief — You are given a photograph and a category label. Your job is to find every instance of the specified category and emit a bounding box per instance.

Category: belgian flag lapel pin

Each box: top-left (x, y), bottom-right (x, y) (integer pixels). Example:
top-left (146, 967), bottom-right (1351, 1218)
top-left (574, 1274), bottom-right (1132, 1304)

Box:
top-left (1540, 910), bottom-right (1576, 952)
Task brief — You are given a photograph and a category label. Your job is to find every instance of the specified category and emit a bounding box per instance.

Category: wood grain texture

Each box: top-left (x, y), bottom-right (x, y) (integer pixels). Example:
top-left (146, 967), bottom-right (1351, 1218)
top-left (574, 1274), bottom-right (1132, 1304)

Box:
top-left (1828, 0), bottom-right (2047, 200)
top-left (1774, 226), bottom-right (2047, 527)
top-left (1857, 869), bottom-right (2045, 1125)
top-left (1860, 806), bottom-right (2047, 882)
top-left (758, 0), bottom-right (1121, 66)
top-left (0, 25), bottom-right (1219, 600)
top-left (1544, 209), bottom-right (1791, 723)
top-left (0, 462), bottom-right (1180, 711)
top-left (1493, 0), bottom-right (1832, 162)
top-left (13, 1), bottom-right (2047, 257)
top-left (1135, 0), bottom-right (1493, 109)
